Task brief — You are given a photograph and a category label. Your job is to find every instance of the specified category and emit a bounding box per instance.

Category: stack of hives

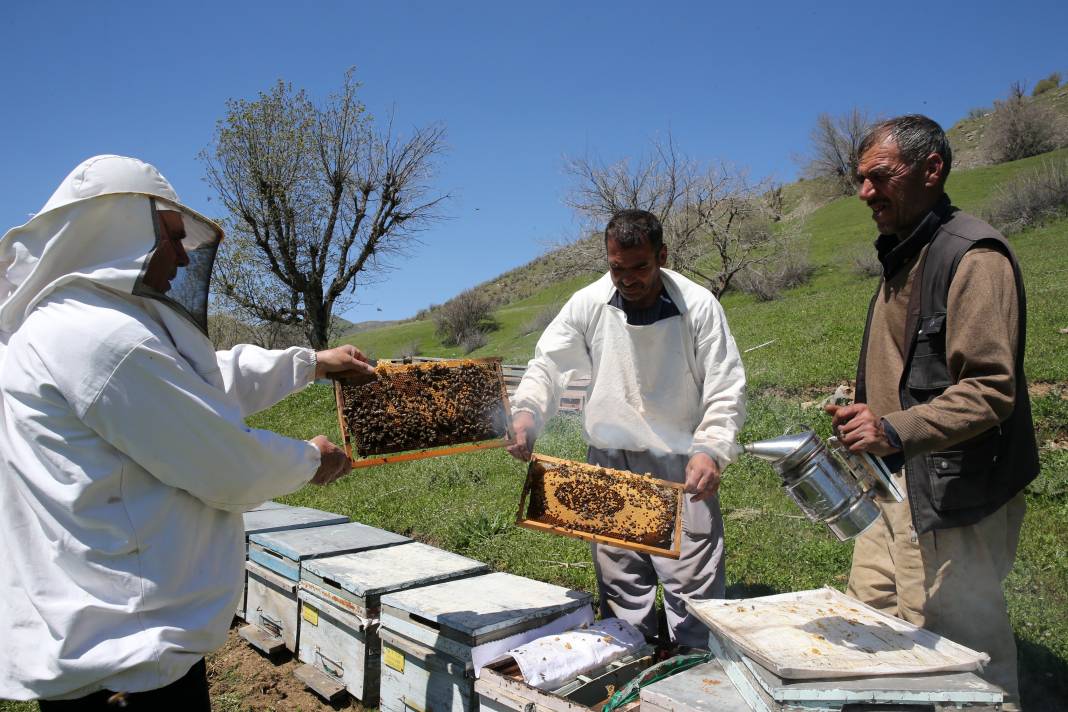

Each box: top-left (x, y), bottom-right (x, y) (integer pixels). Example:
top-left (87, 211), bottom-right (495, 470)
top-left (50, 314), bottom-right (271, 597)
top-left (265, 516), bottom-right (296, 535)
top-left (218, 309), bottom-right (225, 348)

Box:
top-left (338, 358), bottom-right (510, 460)
top-left (519, 455), bottom-right (683, 557)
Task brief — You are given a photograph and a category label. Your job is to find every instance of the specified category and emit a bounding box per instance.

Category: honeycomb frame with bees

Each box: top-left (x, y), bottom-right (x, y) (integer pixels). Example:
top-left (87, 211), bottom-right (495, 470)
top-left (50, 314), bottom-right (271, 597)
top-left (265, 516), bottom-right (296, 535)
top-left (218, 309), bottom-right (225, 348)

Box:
top-left (516, 454), bottom-right (684, 559)
top-left (334, 357), bottom-right (514, 468)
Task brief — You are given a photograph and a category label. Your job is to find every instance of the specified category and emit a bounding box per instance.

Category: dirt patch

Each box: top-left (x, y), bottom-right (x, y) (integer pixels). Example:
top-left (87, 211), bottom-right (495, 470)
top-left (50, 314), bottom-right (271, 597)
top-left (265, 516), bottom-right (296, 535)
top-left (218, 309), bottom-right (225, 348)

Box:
top-left (207, 622), bottom-right (358, 712)
top-left (1030, 382), bottom-right (1067, 399)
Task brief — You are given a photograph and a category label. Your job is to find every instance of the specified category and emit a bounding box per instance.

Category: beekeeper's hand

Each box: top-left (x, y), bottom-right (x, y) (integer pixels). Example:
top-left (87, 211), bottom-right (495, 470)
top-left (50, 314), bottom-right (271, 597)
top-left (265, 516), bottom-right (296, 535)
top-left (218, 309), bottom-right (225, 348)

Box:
top-left (507, 411), bottom-right (537, 462)
top-left (825, 403), bottom-right (899, 457)
top-left (685, 452), bottom-right (721, 501)
top-left (310, 435), bottom-right (352, 485)
top-left (315, 344), bottom-right (376, 384)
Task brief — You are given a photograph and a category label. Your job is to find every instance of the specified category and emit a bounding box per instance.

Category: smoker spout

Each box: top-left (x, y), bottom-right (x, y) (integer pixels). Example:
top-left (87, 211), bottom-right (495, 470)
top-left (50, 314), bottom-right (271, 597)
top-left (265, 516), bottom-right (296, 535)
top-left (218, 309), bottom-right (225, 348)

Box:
top-left (740, 431), bottom-right (820, 464)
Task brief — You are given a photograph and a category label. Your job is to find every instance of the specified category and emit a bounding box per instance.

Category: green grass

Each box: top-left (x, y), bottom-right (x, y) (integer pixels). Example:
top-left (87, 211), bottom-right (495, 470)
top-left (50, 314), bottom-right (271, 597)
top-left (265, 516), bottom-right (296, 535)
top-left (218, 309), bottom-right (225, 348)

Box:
top-left (242, 388), bottom-right (1068, 709)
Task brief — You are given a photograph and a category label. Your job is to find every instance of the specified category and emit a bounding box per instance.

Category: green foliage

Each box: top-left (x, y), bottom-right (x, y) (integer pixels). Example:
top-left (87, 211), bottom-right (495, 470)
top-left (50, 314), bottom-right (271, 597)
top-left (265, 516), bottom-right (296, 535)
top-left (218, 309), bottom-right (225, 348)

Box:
top-left (1032, 72), bottom-right (1062, 96)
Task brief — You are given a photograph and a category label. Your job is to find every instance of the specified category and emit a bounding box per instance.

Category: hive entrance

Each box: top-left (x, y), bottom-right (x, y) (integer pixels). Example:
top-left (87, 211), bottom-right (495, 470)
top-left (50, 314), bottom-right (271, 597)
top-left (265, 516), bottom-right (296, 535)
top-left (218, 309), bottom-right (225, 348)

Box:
top-left (517, 455), bottom-right (683, 558)
top-left (335, 358), bottom-right (513, 467)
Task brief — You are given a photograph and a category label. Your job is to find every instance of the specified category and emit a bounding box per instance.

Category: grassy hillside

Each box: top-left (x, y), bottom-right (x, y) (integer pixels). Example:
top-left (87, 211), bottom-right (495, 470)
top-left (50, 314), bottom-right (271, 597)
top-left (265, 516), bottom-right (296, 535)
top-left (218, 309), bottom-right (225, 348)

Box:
top-left (345, 148), bottom-right (1068, 388)
top-left (949, 84), bottom-right (1068, 169)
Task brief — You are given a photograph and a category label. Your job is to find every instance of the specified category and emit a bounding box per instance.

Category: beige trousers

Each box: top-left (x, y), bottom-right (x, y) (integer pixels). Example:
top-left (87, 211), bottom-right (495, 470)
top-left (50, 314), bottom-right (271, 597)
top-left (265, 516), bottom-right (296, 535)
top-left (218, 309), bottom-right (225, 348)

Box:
top-left (848, 471), bottom-right (1026, 708)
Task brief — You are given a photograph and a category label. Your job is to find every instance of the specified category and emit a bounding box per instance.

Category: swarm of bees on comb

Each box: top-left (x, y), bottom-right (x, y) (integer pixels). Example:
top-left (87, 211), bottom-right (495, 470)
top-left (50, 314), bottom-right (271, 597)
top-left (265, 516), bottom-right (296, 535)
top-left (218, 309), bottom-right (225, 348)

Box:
top-left (525, 457), bottom-right (678, 547)
top-left (340, 360), bottom-right (509, 456)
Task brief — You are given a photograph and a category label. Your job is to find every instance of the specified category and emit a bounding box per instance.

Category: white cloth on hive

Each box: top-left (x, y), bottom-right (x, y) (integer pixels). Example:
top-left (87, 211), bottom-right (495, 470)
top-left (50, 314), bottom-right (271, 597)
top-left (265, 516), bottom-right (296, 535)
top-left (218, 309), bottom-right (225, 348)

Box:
top-left (505, 617), bottom-right (646, 691)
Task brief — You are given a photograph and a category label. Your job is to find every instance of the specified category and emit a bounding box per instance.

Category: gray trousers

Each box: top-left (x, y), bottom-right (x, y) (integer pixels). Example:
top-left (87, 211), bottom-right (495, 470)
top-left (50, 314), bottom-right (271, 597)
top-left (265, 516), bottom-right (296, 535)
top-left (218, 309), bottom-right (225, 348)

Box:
top-left (587, 447), bottom-right (725, 649)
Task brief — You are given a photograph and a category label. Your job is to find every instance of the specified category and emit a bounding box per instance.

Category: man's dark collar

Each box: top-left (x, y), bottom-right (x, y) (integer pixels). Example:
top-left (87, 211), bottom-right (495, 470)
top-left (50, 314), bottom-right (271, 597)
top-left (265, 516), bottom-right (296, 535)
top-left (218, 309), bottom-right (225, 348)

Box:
top-left (875, 194), bottom-right (955, 279)
top-left (608, 285), bottom-right (682, 325)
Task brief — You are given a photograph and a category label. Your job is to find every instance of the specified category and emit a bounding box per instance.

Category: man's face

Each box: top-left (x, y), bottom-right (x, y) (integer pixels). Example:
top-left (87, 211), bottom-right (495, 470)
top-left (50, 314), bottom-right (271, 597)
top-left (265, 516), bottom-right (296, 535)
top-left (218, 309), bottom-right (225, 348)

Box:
top-left (855, 138), bottom-right (943, 236)
top-left (606, 237), bottom-right (667, 308)
top-left (143, 210), bottom-right (190, 293)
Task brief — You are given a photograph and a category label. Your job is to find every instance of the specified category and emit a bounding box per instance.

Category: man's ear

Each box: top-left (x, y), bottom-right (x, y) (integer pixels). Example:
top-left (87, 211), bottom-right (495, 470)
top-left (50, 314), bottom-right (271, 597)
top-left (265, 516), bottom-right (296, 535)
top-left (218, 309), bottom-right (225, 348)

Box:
top-left (923, 152), bottom-right (945, 189)
top-left (657, 244), bottom-right (668, 267)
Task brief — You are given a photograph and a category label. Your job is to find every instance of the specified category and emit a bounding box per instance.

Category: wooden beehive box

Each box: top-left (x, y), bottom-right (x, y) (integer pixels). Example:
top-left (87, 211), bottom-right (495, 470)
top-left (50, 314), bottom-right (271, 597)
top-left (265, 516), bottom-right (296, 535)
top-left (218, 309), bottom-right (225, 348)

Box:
top-left (236, 505), bottom-right (349, 621)
top-left (334, 357), bottom-right (514, 468)
top-left (240, 522), bottom-right (409, 656)
top-left (377, 572), bottom-right (593, 712)
top-left (295, 542), bottom-right (490, 703)
top-left (242, 505), bottom-right (349, 541)
top-left (516, 454), bottom-right (684, 559)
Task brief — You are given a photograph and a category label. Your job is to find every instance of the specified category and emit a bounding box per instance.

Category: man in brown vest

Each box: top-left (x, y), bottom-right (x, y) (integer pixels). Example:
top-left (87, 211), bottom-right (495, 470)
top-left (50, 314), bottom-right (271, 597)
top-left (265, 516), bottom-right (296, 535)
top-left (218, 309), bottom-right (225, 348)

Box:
top-left (825, 115), bottom-right (1039, 710)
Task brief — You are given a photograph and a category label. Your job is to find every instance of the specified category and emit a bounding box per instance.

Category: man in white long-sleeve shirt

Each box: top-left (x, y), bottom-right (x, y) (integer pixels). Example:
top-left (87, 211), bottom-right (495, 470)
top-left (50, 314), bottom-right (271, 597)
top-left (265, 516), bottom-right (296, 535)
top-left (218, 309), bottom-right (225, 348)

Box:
top-left (507, 209), bottom-right (746, 650)
top-left (0, 155), bottom-right (374, 709)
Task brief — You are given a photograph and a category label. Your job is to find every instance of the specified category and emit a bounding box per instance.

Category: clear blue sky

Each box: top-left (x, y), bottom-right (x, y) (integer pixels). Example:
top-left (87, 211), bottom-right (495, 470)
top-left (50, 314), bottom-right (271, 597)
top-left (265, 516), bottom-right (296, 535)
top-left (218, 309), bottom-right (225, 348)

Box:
top-left (3, 0), bottom-right (1065, 323)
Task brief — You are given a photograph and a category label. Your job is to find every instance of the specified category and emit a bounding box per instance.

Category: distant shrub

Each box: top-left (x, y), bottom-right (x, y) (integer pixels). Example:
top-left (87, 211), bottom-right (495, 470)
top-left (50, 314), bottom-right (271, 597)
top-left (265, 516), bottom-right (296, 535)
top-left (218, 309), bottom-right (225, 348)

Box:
top-left (395, 340), bottom-right (422, 359)
top-left (521, 302), bottom-right (562, 335)
top-left (414, 304), bottom-right (438, 321)
top-left (849, 247), bottom-right (883, 278)
top-left (434, 290), bottom-right (497, 346)
top-left (1033, 72), bottom-right (1062, 96)
top-left (966, 106), bottom-right (990, 121)
top-left (735, 250), bottom-right (815, 301)
top-left (459, 329), bottom-right (488, 354)
top-left (982, 82), bottom-right (1062, 164)
top-left (984, 159), bottom-right (1068, 235)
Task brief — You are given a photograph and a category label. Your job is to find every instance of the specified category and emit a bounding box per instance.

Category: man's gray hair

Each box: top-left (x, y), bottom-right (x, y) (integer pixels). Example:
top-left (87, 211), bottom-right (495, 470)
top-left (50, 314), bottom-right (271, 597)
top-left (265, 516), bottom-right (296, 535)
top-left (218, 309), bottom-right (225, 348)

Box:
top-left (858, 115), bottom-right (953, 184)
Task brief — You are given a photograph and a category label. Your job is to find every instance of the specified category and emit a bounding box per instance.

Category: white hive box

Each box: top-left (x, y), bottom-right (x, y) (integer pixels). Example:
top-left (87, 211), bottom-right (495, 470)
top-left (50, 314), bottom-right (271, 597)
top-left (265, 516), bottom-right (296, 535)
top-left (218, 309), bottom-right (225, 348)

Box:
top-left (687, 588), bottom-right (1003, 711)
top-left (240, 521), bottom-right (408, 655)
top-left (378, 572), bottom-right (593, 712)
top-left (235, 504), bottom-right (349, 620)
top-left (295, 542), bottom-right (490, 703)
top-left (707, 628), bottom-right (1002, 712)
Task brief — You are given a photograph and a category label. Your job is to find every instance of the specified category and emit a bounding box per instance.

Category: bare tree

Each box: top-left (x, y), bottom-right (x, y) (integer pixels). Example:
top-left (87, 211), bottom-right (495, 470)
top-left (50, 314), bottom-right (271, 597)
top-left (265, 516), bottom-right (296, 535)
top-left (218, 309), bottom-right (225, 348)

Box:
top-left (562, 137), bottom-right (804, 298)
top-left (801, 109), bottom-right (874, 195)
top-left (202, 70), bottom-right (448, 349)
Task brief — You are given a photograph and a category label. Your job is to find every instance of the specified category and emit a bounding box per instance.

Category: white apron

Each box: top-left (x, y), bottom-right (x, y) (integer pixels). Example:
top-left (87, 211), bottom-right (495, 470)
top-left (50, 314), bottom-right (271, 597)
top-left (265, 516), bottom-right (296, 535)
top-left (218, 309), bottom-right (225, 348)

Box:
top-left (583, 305), bottom-right (702, 456)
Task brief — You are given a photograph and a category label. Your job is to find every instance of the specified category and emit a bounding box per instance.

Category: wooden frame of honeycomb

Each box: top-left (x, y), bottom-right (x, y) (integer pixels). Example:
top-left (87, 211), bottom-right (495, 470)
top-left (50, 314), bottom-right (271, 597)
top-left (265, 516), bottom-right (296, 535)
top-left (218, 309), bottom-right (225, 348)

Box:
top-left (334, 357), bottom-right (514, 468)
top-left (516, 454), bottom-right (684, 559)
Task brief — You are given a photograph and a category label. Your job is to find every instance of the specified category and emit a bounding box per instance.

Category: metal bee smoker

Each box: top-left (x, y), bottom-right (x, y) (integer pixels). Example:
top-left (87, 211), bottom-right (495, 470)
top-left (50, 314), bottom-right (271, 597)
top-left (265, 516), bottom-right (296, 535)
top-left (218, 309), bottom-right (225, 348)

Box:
top-left (742, 428), bottom-right (903, 541)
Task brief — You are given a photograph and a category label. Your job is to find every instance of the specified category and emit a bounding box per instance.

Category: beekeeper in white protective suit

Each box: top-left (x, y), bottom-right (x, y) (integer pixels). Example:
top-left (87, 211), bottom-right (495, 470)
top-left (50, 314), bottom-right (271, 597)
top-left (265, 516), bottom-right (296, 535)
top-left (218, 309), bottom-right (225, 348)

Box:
top-left (508, 209), bottom-right (746, 651)
top-left (0, 155), bottom-right (375, 709)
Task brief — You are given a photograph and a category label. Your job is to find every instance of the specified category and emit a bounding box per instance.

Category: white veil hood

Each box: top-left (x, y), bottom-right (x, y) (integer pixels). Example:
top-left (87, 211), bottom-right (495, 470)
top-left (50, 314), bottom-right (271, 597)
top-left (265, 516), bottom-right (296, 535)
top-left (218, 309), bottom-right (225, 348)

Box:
top-left (0, 155), bottom-right (223, 345)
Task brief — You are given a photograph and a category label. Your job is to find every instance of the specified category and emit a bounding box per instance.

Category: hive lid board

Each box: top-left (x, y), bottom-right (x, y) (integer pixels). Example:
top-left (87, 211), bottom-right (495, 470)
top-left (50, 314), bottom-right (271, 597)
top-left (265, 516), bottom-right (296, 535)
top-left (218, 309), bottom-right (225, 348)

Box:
top-left (301, 541), bottom-right (490, 598)
top-left (250, 521), bottom-right (409, 560)
top-left (242, 506), bottom-right (349, 537)
top-left (639, 659), bottom-right (749, 712)
top-left (249, 500), bottom-right (290, 512)
top-left (686, 587), bottom-right (990, 679)
top-left (381, 571), bottom-right (592, 639)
